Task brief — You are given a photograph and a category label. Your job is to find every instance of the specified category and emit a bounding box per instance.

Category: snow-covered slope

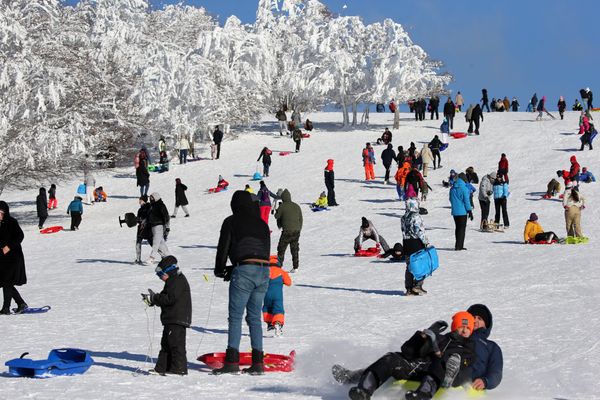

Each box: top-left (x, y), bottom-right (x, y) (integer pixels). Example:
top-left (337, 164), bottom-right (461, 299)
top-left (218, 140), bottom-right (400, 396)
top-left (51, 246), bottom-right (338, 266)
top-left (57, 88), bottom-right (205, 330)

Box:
top-left (1, 111), bottom-right (598, 400)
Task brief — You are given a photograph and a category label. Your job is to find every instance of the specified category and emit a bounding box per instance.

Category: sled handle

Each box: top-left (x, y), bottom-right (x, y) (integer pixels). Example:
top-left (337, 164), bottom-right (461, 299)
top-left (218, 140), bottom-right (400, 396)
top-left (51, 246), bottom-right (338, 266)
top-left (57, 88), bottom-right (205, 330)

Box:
top-left (19, 352), bottom-right (29, 359)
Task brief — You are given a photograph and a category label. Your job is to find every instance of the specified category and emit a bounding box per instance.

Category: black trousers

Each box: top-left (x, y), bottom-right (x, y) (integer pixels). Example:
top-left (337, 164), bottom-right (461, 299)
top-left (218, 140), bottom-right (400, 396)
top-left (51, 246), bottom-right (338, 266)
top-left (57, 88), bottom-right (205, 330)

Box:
top-left (216, 143), bottom-right (221, 159)
top-left (403, 238), bottom-right (426, 290)
top-left (326, 184), bottom-right (337, 206)
top-left (38, 215), bottom-right (47, 228)
top-left (474, 119), bottom-right (480, 134)
top-left (431, 150), bottom-right (441, 168)
top-left (278, 231), bottom-right (300, 269)
top-left (71, 212), bottom-right (82, 230)
top-left (427, 355), bottom-right (471, 388)
top-left (362, 352), bottom-right (429, 391)
top-left (384, 164), bottom-right (392, 182)
top-left (2, 285), bottom-right (25, 311)
top-left (534, 232), bottom-right (559, 242)
top-left (453, 215), bottom-right (467, 250)
top-left (155, 324), bottom-right (188, 374)
top-left (430, 110), bottom-right (439, 120)
top-left (295, 140), bottom-right (301, 152)
top-left (479, 200), bottom-right (490, 223)
top-left (494, 198), bottom-right (509, 227)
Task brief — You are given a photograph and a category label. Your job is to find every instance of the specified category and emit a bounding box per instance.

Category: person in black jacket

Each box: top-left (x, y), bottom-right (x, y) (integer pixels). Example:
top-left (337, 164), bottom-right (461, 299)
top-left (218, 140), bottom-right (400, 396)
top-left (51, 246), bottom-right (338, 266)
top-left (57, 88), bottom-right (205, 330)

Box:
top-left (147, 192), bottom-right (170, 264)
top-left (213, 126), bottom-right (224, 159)
top-left (443, 98), bottom-right (456, 130)
top-left (0, 201), bottom-right (28, 314)
top-left (136, 151), bottom-right (150, 197)
top-left (481, 89), bottom-right (490, 112)
top-left (381, 144), bottom-right (397, 184)
top-left (324, 159), bottom-right (338, 206)
top-left (143, 255), bottom-right (192, 375)
top-left (557, 96), bottom-right (567, 120)
top-left (428, 135), bottom-right (443, 169)
top-left (36, 188), bottom-right (48, 229)
top-left (135, 195), bottom-right (153, 265)
top-left (257, 147), bottom-right (272, 177)
top-left (419, 98), bottom-right (427, 121)
top-left (171, 178), bottom-right (189, 218)
top-left (471, 104), bottom-right (483, 135)
top-left (213, 190), bottom-right (271, 375)
top-left (429, 96), bottom-right (440, 120)
top-left (587, 88), bottom-right (593, 110)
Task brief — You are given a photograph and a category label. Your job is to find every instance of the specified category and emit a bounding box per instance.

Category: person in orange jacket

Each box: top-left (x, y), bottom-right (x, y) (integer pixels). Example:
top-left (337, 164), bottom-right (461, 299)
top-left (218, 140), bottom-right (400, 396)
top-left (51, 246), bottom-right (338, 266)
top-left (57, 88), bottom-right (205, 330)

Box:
top-left (263, 256), bottom-right (292, 337)
top-left (395, 161), bottom-right (412, 200)
top-left (362, 143), bottom-right (376, 181)
top-left (93, 186), bottom-right (108, 202)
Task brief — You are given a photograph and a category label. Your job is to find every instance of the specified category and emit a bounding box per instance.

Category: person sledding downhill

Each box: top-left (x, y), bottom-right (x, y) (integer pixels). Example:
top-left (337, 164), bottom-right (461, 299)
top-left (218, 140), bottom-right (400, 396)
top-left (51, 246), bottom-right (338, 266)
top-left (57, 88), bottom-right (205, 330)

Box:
top-left (402, 199), bottom-right (429, 295)
top-left (311, 191), bottom-right (328, 210)
top-left (333, 312), bottom-right (476, 400)
top-left (354, 217), bottom-right (390, 254)
top-left (209, 175), bottom-right (229, 193)
top-left (362, 143), bottom-right (376, 181)
top-left (263, 257), bottom-right (292, 337)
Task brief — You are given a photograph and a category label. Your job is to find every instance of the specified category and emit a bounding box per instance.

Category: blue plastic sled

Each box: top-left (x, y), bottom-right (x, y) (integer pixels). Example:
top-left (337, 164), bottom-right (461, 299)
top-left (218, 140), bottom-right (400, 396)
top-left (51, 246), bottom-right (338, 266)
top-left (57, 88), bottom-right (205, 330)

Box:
top-left (310, 206), bottom-right (329, 212)
top-left (252, 172), bottom-right (263, 181)
top-left (76, 184), bottom-right (86, 195)
top-left (440, 143), bottom-right (449, 151)
top-left (12, 306), bottom-right (51, 314)
top-left (6, 348), bottom-right (93, 378)
top-left (408, 247), bottom-right (439, 281)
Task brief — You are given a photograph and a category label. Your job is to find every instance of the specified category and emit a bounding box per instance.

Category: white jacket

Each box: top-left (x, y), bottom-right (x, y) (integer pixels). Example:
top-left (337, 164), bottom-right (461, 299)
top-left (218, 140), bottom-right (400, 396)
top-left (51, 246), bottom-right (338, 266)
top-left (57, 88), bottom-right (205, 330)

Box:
top-left (178, 138), bottom-right (190, 150)
top-left (420, 145), bottom-right (433, 164)
top-left (563, 189), bottom-right (585, 208)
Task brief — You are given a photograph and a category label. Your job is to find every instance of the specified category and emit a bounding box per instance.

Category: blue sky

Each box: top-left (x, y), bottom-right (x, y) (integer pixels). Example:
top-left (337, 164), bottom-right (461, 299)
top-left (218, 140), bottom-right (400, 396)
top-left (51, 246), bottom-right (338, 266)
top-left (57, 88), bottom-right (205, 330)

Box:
top-left (63, 0), bottom-right (600, 111)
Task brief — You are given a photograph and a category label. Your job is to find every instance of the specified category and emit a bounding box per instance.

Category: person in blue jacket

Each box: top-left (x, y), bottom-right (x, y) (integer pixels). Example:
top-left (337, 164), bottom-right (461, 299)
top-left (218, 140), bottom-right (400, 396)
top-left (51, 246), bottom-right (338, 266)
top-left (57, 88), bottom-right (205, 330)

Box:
top-left (466, 304), bottom-right (503, 391)
top-left (580, 167), bottom-right (596, 183)
top-left (492, 176), bottom-right (510, 228)
top-left (449, 173), bottom-right (473, 250)
top-left (67, 196), bottom-right (84, 231)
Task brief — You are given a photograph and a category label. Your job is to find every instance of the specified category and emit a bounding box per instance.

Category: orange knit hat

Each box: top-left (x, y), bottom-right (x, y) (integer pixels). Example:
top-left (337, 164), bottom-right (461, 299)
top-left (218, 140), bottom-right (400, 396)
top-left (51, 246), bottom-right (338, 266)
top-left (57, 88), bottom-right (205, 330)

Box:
top-left (451, 311), bottom-right (475, 333)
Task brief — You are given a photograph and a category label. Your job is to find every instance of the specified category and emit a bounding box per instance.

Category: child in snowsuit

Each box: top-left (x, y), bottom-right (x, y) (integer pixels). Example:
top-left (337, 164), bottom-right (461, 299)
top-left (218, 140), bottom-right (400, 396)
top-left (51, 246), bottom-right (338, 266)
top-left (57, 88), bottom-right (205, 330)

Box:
top-left (67, 196), bottom-right (83, 230)
top-left (36, 188), bottom-right (48, 229)
top-left (362, 143), bottom-right (376, 181)
top-left (311, 191), bottom-right (328, 209)
top-left (172, 178), bottom-right (189, 217)
top-left (262, 257), bottom-right (292, 336)
top-left (93, 187), bottom-right (107, 202)
top-left (335, 312), bottom-right (475, 400)
top-left (354, 217), bottom-right (390, 253)
top-left (135, 195), bottom-right (153, 264)
top-left (48, 184), bottom-right (57, 209)
top-left (523, 213), bottom-right (558, 244)
top-left (143, 256), bottom-right (192, 375)
top-left (257, 147), bottom-right (272, 177)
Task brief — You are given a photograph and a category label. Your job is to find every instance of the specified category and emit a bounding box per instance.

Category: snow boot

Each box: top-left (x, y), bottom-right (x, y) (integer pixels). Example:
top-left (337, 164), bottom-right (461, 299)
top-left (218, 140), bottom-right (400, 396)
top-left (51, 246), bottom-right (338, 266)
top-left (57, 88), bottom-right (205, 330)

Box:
top-left (242, 349), bottom-right (264, 375)
top-left (211, 347), bottom-right (240, 375)
top-left (332, 364), bottom-right (364, 384)
top-left (348, 370), bottom-right (378, 399)
top-left (274, 322), bottom-right (283, 337)
top-left (13, 303), bottom-right (28, 314)
top-left (413, 281), bottom-right (427, 294)
top-left (348, 387), bottom-right (371, 400)
top-left (441, 353), bottom-right (461, 388)
top-left (405, 375), bottom-right (437, 400)
top-left (0, 308), bottom-right (10, 315)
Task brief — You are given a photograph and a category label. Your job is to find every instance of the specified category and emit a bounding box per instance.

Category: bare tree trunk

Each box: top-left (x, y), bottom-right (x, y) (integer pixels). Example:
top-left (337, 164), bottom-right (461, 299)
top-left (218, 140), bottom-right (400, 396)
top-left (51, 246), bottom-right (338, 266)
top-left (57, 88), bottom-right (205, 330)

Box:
top-left (351, 101), bottom-right (358, 126)
top-left (393, 107), bottom-right (400, 129)
top-left (341, 96), bottom-right (349, 127)
top-left (361, 105), bottom-right (370, 126)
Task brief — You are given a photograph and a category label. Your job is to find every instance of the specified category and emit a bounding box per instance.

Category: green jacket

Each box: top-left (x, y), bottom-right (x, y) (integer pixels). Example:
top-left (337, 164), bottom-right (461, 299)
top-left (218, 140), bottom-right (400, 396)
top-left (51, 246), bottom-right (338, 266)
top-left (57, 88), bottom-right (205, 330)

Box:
top-left (275, 189), bottom-right (303, 232)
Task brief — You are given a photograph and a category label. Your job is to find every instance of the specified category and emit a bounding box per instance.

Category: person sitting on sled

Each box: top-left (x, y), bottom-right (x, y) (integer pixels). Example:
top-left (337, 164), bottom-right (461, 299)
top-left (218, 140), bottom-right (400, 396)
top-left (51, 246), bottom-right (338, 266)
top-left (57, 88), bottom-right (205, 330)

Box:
top-left (263, 256), bottom-right (292, 337)
top-left (311, 191), bottom-right (328, 209)
top-left (380, 242), bottom-right (404, 261)
top-left (354, 217), bottom-right (391, 254)
top-left (442, 169), bottom-right (457, 188)
top-left (93, 186), bottom-right (108, 202)
top-left (523, 213), bottom-right (559, 244)
top-left (580, 167), bottom-right (596, 183)
top-left (334, 311), bottom-right (476, 400)
top-left (216, 175), bottom-right (229, 191)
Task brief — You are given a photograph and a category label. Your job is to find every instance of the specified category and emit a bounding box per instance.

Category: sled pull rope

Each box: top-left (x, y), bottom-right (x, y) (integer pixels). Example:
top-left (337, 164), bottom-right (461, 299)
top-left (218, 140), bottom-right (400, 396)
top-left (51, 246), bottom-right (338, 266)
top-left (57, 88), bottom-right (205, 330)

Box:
top-left (133, 304), bottom-right (157, 376)
top-left (195, 276), bottom-right (218, 357)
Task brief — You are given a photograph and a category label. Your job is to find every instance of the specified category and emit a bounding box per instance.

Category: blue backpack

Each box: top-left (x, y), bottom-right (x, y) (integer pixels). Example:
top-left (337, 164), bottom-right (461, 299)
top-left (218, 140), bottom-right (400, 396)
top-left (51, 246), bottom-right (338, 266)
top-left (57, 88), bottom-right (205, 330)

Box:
top-left (408, 247), bottom-right (439, 281)
top-left (77, 184), bottom-right (87, 194)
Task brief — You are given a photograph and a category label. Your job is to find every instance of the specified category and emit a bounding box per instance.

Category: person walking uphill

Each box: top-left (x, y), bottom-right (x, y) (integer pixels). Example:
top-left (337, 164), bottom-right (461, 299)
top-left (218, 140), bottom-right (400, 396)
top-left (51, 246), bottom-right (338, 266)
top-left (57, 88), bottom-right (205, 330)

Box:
top-left (381, 144), bottom-right (397, 184)
top-left (443, 98), bottom-right (456, 129)
top-left (449, 174), bottom-right (473, 251)
top-left (213, 126), bottom-right (223, 159)
top-left (213, 190), bottom-right (271, 375)
top-left (275, 190), bottom-right (303, 273)
top-left (147, 192), bottom-right (170, 264)
top-left (420, 144), bottom-right (433, 178)
top-left (36, 188), bottom-right (48, 230)
top-left (324, 159), bottom-right (338, 206)
top-left (478, 172), bottom-right (495, 230)
top-left (563, 185), bottom-right (585, 238)
top-left (136, 151), bottom-right (150, 197)
top-left (257, 147), bottom-right (272, 177)
top-left (0, 201), bottom-right (28, 315)
top-left (171, 178), bottom-right (189, 218)
top-left (142, 255), bottom-right (192, 375)
top-left (362, 143), bottom-right (376, 181)
top-left (276, 108), bottom-right (287, 136)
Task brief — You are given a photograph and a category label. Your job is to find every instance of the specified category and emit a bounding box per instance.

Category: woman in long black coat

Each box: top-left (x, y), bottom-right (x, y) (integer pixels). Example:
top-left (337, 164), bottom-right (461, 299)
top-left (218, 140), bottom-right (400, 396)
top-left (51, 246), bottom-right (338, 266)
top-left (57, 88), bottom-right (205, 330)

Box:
top-left (36, 187), bottom-right (48, 229)
top-left (0, 201), bottom-right (28, 314)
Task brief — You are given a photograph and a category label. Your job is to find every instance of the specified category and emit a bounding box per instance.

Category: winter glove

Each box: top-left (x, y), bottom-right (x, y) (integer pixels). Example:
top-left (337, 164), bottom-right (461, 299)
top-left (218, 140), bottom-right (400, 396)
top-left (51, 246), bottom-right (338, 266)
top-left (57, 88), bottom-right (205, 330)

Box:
top-left (428, 320), bottom-right (449, 334)
top-left (468, 211), bottom-right (474, 221)
top-left (141, 293), bottom-right (152, 307)
top-left (422, 329), bottom-right (441, 355)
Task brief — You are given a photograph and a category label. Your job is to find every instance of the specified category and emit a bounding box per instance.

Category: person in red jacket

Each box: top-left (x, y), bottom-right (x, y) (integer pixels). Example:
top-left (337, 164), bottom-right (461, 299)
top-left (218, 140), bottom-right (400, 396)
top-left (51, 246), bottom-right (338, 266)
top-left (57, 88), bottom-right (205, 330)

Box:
top-left (497, 154), bottom-right (509, 183)
top-left (569, 155), bottom-right (580, 183)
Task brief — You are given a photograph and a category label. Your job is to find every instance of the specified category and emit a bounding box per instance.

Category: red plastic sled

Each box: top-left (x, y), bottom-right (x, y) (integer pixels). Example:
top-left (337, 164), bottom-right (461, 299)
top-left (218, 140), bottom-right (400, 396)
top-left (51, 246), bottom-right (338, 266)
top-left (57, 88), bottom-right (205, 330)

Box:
top-left (354, 247), bottom-right (380, 257)
top-left (40, 226), bottom-right (63, 234)
top-left (279, 151), bottom-right (291, 156)
top-left (528, 239), bottom-right (558, 245)
top-left (198, 350), bottom-right (295, 372)
top-left (450, 132), bottom-right (467, 139)
top-left (207, 187), bottom-right (228, 193)
top-left (301, 133), bottom-right (311, 138)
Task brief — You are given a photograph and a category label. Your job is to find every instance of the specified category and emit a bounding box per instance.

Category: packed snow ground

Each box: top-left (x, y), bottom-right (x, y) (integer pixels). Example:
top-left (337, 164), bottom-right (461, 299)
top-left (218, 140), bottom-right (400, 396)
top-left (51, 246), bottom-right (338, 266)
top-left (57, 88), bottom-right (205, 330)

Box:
top-left (1, 111), bottom-right (599, 400)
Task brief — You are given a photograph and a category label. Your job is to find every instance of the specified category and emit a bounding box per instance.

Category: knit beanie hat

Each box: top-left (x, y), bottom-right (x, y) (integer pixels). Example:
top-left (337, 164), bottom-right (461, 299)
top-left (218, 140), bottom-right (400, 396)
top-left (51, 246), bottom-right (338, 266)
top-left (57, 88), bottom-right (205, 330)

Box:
top-left (529, 213), bottom-right (538, 221)
top-left (451, 311), bottom-right (475, 333)
top-left (467, 304), bottom-right (493, 330)
top-left (361, 217), bottom-right (369, 229)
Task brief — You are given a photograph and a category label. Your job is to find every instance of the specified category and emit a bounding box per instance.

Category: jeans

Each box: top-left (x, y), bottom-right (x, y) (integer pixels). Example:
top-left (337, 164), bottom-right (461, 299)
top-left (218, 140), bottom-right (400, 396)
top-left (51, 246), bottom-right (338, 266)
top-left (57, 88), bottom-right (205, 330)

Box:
top-left (396, 186), bottom-right (405, 200)
top-left (227, 265), bottom-right (270, 351)
top-left (482, 101), bottom-right (490, 112)
top-left (139, 184), bottom-right (149, 197)
top-left (263, 163), bottom-right (270, 177)
top-left (179, 149), bottom-right (188, 164)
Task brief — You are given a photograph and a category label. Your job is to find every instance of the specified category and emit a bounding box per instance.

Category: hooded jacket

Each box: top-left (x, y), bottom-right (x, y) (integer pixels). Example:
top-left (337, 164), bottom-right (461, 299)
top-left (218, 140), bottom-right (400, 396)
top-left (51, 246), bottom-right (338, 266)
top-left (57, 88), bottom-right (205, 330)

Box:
top-left (275, 190), bottom-right (303, 232)
top-left (152, 270), bottom-right (192, 328)
top-left (523, 220), bottom-right (544, 242)
top-left (381, 144), bottom-right (397, 167)
top-left (0, 201), bottom-right (27, 287)
top-left (468, 305), bottom-right (503, 390)
top-left (149, 193), bottom-right (170, 228)
top-left (175, 181), bottom-right (188, 206)
top-left (449, 178), bottom-right (473, 216)
top-left (36, 188), bottom-right (48, 218)
top-left (420, 144), bottom-right (433, 164)
top-left (478, 174), bottom-right (494, 202)
top-left (471, 104), bottom-right (483, 122)
top-left (569, 156), bottom-right (580, 179)
top-left (215, 191), bottom-right (270, 278)
top-left (401, 199), bottom-right (428, 245)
